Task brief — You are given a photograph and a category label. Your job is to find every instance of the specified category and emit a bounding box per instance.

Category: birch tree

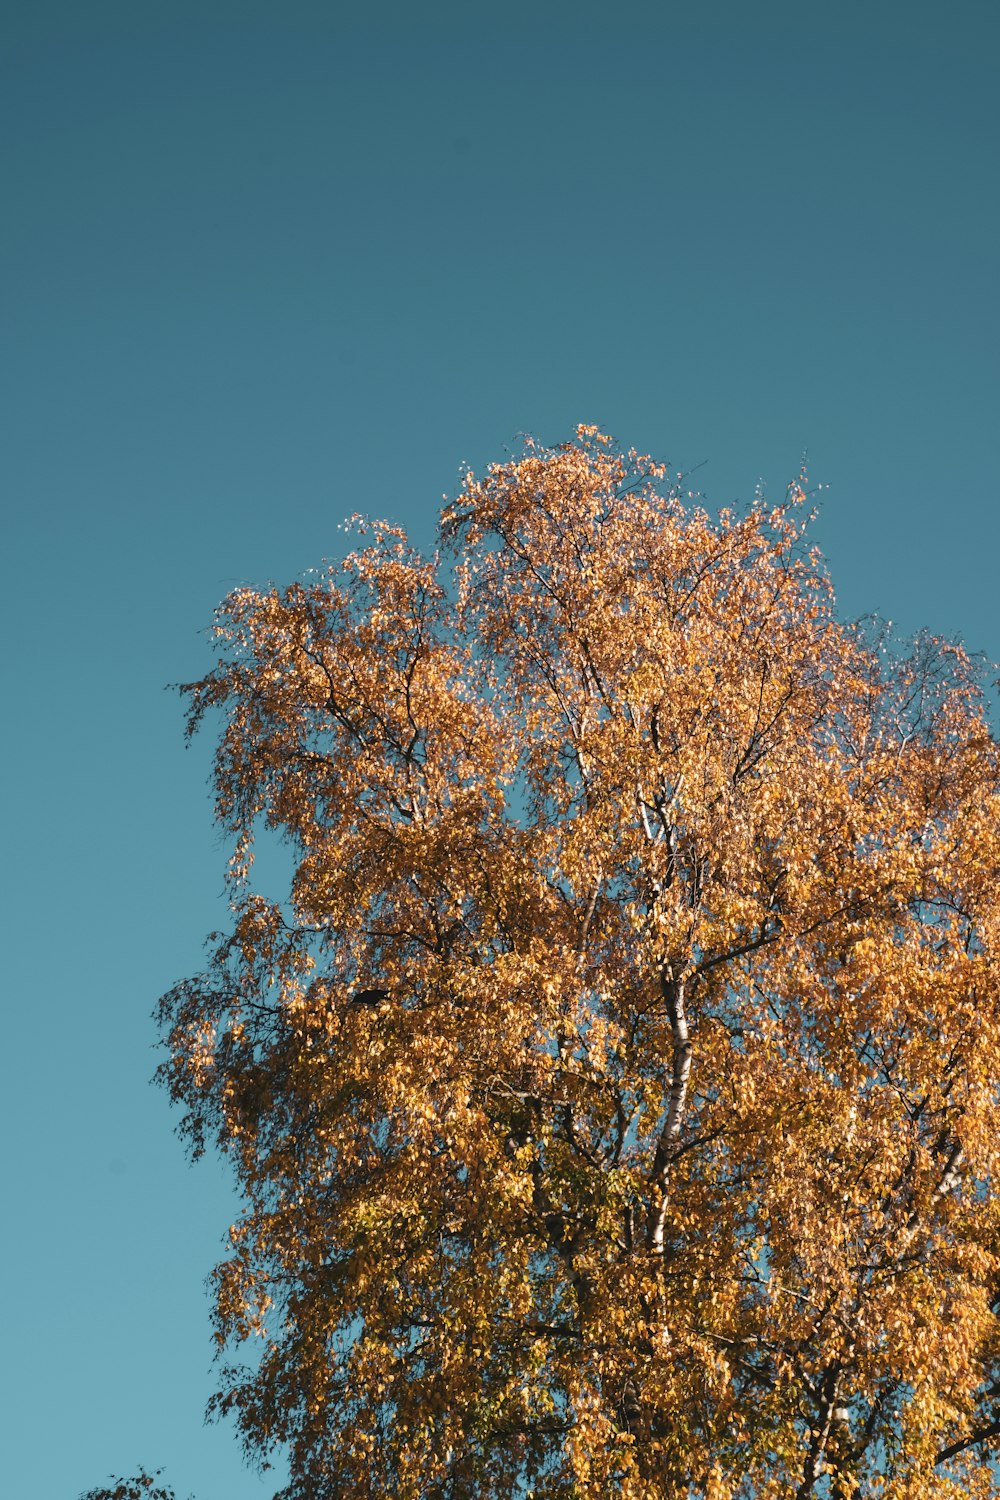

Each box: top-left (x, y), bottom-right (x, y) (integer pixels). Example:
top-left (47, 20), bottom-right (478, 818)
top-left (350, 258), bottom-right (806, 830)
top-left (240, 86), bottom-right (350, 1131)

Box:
top-left (100, 430), bottom-right (1000, 1498)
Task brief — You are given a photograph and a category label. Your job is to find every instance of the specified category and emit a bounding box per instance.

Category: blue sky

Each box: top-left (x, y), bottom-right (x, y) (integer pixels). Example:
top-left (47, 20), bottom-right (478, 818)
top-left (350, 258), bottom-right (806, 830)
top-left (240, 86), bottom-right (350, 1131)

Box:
top-left (3, 2), bottom-right (998, 1496)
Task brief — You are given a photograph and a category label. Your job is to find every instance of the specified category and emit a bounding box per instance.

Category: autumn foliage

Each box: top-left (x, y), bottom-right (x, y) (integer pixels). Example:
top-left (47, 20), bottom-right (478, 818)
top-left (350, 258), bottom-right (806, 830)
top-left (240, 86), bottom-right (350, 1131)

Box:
top-left (106, 431), bottom-right (1000, 1497)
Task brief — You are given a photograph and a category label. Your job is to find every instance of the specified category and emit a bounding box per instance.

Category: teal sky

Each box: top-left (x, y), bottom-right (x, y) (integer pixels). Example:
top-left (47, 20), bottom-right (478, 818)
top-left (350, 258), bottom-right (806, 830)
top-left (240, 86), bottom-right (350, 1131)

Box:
top-left (3, 2), bottom-right (998, 1496)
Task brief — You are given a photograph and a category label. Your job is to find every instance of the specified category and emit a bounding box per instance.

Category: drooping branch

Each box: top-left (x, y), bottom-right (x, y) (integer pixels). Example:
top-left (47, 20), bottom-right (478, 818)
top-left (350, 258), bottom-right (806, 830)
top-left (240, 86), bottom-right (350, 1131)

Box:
top-left (936, 1416), bottom-right (1000, 1465)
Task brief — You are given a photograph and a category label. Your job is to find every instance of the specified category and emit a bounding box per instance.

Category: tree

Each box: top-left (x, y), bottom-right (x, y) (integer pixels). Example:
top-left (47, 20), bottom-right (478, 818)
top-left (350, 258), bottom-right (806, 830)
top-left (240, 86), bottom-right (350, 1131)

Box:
top-left (124, 430), bottom-right (1000, 1497)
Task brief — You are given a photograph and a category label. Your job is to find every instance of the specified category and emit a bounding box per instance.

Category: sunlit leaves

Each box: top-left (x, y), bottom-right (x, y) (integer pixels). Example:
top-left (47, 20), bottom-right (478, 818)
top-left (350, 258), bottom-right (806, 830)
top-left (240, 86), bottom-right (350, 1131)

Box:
top-left (158, 428), bottom-right (1000, 1497)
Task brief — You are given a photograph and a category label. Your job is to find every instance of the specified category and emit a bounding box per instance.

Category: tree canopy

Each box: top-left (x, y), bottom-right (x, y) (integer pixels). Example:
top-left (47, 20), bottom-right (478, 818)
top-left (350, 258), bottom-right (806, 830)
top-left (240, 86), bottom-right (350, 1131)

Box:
top-left (89, 430), bottom-right (1000, 1498)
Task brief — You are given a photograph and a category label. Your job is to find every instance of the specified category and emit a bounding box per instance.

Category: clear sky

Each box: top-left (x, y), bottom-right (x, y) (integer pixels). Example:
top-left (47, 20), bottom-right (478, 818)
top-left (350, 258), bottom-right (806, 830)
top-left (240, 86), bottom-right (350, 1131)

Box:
top-left (3, 2), bottom-right (998, 1496)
